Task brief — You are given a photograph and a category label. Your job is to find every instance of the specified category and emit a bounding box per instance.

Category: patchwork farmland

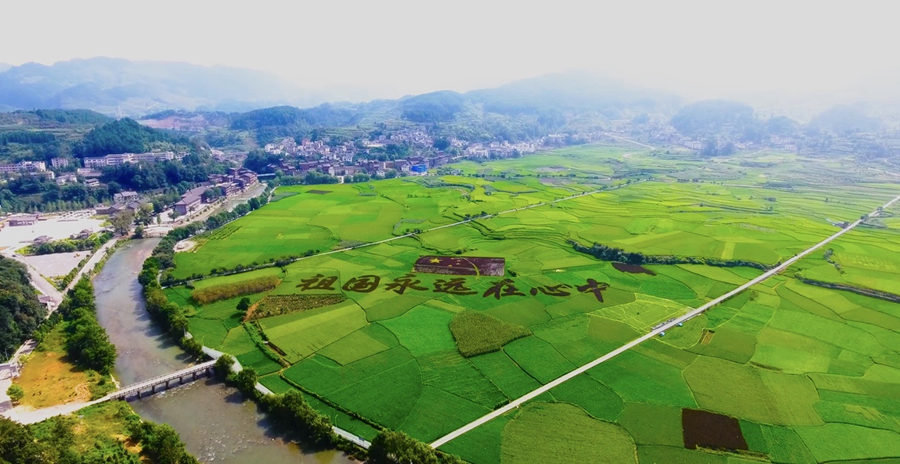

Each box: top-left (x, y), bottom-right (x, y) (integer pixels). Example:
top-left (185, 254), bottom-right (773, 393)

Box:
top-left (163, 144), bottom-right (900, 463)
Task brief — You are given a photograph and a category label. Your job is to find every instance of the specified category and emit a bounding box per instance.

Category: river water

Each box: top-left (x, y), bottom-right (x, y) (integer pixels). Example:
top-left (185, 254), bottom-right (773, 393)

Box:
top-left (93, 239), bottom-right (351, 464)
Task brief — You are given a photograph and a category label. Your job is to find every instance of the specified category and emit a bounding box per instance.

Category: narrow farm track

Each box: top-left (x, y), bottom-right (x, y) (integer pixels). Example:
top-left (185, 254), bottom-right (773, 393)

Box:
top-left (600, 133), bottom-right (656, 150)
top-left (430, 193), bottom-right (900, 449)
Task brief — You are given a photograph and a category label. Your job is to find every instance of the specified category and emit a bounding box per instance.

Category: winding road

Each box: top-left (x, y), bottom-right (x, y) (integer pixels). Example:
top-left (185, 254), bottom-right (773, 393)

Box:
top-left (430, 193), bottom-right (900, 449)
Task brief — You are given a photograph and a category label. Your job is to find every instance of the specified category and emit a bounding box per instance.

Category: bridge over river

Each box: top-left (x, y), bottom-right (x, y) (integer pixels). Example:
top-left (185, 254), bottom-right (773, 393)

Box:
top-left (3, 360), bottom-right (217, 425)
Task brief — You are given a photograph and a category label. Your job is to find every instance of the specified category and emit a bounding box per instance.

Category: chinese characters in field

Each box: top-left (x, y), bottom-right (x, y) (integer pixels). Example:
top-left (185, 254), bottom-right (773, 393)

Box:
top-left (297, 273), bottom-right (609, 302)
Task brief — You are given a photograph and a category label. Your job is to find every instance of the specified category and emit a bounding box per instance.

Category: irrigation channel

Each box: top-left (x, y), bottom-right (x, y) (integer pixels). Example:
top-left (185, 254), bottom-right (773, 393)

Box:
top-left (93, 238), bottom-right (351, 464)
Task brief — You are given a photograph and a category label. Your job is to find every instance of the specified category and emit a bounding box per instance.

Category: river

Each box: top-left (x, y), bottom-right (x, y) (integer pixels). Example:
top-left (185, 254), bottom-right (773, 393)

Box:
top-left (93, 238), bottom-right (352, 464)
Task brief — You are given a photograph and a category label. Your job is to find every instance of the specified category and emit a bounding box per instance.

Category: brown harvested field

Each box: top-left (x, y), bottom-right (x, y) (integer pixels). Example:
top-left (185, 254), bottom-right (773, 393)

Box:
top-left (13, 328), bottom-right (99, 408)
top-left (245, 294), bottom-right (347, 321)
top-left (612, 262), bottom-right (657, 275)
top-left (307, 190), bottom-right (332, 195)
top-left (191, 275), bottom-right (280, 304)
top-left (682, 408), bottom-right (748, 451)
top-left (414, 256), bottom-right (505, 276)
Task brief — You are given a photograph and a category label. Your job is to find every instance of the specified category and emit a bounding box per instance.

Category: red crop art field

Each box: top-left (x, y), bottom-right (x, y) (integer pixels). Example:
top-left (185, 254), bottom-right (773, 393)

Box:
top-left (414, 256), bottom-right (505, 276)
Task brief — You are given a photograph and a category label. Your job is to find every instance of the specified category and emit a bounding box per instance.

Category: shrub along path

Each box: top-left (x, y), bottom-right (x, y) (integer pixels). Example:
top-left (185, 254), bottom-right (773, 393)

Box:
top-left (430, 193), bottom-right (900, 450)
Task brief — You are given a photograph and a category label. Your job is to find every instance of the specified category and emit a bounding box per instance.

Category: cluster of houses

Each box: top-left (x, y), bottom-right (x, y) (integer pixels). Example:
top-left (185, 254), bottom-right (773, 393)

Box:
top-left (0, 152), bottom-right (188, 188)
top-left (82, 151), bottom-right (185, 169)
top-left (175, 168), bottom-right (258, 215)
top-left (95, 190), bottom-right (142, 216)
top-left (281, 155), bottom-right (449, 179)
top-left (463, 141), bottom-right (538, 158)
top-left (259, 128), bottom-right (544, 181)
top-left (0, 160), bottom-right (52, 177)
top-left (91, 168), bottom-right (260, 218)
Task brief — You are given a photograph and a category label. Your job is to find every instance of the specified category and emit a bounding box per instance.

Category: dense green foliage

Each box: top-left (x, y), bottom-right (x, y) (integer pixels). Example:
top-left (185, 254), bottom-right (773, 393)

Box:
top-left (6, 384), bottom-right (24, 404)
top-left (1, 176), bottom-right (115, 212)
top-left (261, 389), bottom-right (337, 447)
top-left (1, 416), bottom-right (60, 464)
top-left (241, 148), bottom-right (281, 173)
top-left (31, 109), bottom-right (111, 125)
top-left (129, 421), bottom-right (199, 464)
top-left (230, 105), bottom-right (358, 144)
top-left (73, 118), bottom-right (188, 158)
top-left (670, 100), bottom-right (757, 139)
top-left (808, 104), bottom-right (882, 134)
top-left (99, 152), bottom-right (218, 191)
top-left (0, 256), bottom-right (47, 361)
top-left (59, 278), bottom-right (117, 375)
top-left (0, 130), bottom-right (56, 145)
top-left (214, 354), bottom-right (235, 380)
top-left (28, 232), bottom-right (112, 255)
top-left (0, 401), bottom-right (173, 464)
top-left (400, 91), bottom-right (465, 123)
top-left (369, 430), bottom-right (464, 464)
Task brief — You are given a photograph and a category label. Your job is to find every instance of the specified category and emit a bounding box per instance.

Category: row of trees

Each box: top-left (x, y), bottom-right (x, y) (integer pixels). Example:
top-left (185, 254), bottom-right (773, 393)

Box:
top-left (570, 240), bottom-right (772, 270)
top-left (0, 257), bottom-right (47, 361)
top-left (214, 356), bottom-right (463, 463)
top-left (28, 232), bottom-right (113, 255)
top-left (58, 278), bottom-right (117, 374)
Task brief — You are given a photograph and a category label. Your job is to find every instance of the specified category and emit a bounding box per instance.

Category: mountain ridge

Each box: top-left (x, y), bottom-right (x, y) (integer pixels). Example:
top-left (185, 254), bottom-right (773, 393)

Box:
top-left (0, 57), bottom-right (326, 115)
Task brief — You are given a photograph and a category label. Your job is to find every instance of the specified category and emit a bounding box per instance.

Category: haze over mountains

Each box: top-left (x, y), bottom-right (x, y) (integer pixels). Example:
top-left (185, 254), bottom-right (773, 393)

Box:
top-left (0, 58), bottom-right (327, 115)
top-left (0, 57), bottom-right (895, 136)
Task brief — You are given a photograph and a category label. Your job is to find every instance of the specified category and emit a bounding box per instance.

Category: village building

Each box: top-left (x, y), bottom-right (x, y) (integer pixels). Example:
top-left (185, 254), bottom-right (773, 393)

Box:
top-left (8, 214), bottom-right (40, 226)
top-left (113, 191), bottom-right (140, 204)
top-left (0, 160), bottom-right (47, 174)
top-left (51, 157), bottom-right (70, 168)
top-left (174, 186), bottom-right (208, 215)
top-left (55, 173), bottom-right (78, 185)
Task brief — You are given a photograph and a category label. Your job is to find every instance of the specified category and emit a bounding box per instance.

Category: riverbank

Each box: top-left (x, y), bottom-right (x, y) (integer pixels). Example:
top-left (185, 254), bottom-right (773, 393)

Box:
top-left (1, 400), bottom-right (198, 463)
top-left (95, 239), bottom-right (353, 463)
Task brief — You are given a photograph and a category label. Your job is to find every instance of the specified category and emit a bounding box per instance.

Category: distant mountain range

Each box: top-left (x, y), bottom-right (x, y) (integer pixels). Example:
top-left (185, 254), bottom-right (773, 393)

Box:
top-left (0, 57), bottom-right (328, 115)
top-left (0, 58), bottom-right (686, 121)
top-left (0, 58), bottom-right (889, 140)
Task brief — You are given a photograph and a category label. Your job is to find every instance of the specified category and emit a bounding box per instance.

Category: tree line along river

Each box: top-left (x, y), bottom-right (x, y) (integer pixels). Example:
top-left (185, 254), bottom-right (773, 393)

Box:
top-left (92, 238), bottom-right (351, 464)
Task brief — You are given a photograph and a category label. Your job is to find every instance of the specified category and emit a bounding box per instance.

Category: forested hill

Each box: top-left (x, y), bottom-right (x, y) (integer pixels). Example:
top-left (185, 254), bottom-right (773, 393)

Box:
top-left (0, 257), bottom-right (46, 361)
top-left (808, 105), bottom-right (882, 133)
top-left (228, 105), bottom-right (362, 144)
top-left (73, 118), bottom-right (190, 158)
top-left (221, 72), bottom-right (682, 144)
top-left (670, 100), bottom-right (758, 138)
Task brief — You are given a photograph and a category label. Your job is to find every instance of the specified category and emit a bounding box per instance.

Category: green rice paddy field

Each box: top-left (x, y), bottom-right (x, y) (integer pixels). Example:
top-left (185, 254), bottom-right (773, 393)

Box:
top-left (165, 145), bottom-right (900, 463)
top-left (792, 200), bottom-right (900, 295)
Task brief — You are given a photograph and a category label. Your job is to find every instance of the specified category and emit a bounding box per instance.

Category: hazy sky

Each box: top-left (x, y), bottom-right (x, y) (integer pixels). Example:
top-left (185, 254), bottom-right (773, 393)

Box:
top-left (3, 0), bottom-right (898, 100)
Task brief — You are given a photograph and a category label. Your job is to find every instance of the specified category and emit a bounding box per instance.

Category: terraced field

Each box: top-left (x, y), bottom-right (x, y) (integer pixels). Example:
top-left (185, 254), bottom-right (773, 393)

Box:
top-left (163, 144), bottom-right (900, 463)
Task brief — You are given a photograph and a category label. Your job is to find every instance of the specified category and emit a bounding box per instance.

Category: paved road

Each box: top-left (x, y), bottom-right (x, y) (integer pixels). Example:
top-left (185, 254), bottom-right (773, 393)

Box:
top-left (63, 238), bottom-right (119, 293)
top-left (601, 133), bottom-right (656, 150)
top-left (430, 193), bottom-right (900, 449)
top-left (0, 239), bottom-right (119, 415)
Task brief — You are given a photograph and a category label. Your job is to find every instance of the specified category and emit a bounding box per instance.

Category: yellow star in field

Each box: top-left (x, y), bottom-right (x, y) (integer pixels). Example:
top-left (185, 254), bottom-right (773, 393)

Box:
top-left (430, 258), bottom-right (441, 263)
